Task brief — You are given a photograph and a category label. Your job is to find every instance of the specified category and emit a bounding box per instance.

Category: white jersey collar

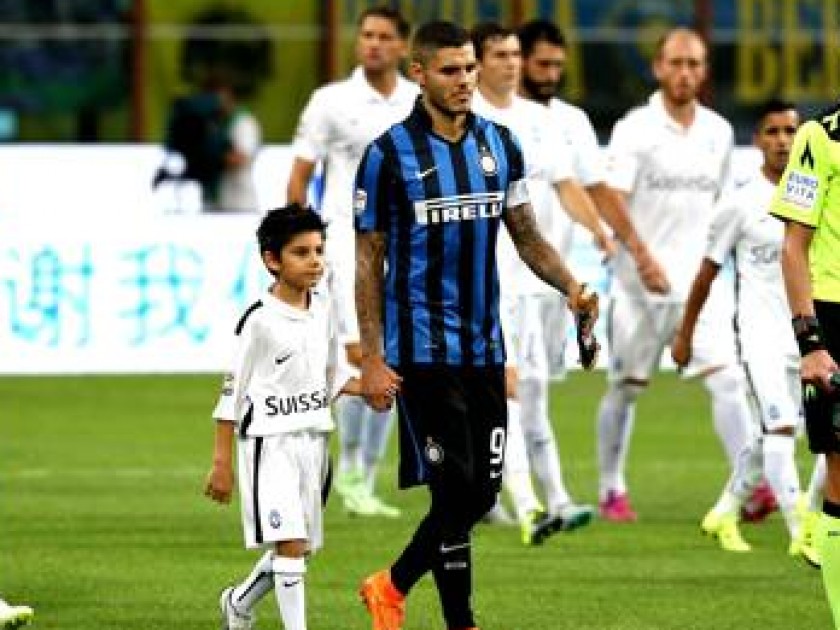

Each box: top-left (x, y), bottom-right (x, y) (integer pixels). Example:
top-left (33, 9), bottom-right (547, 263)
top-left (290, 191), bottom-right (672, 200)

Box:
top-left (263, 289), bottom-right (317, 321)
top-left (649, 90), bottom-right (702, 134)
top-left (350, 66), bottom-right (415, 105)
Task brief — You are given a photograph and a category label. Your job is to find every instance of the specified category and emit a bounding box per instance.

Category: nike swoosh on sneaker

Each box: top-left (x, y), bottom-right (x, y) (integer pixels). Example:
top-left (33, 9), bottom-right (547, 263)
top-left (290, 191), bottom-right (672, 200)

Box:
top-left (276, 353), bottom-right (293, 365)
top-left (440, 541), bottom-right (470, 553)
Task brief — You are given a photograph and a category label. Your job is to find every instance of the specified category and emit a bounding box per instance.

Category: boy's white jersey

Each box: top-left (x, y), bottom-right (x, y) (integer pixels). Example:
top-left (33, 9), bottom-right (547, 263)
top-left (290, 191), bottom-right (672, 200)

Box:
top-left (546, 97), bottom-right (606, 256)
top-left (213, 289), bottom-right (355, 437)
top-left (705, 172), bottom-right (798, 362)
top-left (471, 91), bottom-right (574, 297)
top-left (291, 67), bottom-right (418, 226)
top-left (605, 91), bottom-right (735, 302)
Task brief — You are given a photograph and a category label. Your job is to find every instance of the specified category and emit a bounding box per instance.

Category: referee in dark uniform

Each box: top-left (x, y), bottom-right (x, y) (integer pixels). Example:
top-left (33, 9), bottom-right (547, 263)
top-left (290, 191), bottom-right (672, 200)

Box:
top-left (354, 20), bottom-right (598, 630)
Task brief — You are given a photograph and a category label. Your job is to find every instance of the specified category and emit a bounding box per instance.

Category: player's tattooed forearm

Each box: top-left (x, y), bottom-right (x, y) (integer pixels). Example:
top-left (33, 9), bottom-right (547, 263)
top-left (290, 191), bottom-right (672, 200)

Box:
top-left (355, 232), bottom-right (386, 355)
top-left (504, 204), bottom-right (576, 295)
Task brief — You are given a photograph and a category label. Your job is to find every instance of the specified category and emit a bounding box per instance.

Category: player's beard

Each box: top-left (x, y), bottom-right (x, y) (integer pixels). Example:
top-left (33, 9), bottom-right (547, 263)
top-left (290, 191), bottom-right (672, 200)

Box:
top-left (522, 75), bottom-right (556, 105)
top-left (426, 91), bottom-right (469, 120)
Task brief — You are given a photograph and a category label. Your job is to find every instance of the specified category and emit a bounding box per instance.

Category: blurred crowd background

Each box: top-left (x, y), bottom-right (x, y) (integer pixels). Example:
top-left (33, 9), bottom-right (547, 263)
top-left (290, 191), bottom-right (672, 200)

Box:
top-left (0, 0), bottom-right (835, 146)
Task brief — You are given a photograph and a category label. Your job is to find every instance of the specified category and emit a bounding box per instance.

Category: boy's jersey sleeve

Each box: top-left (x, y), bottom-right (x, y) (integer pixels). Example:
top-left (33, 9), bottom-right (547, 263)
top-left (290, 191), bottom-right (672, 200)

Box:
top-left (212, 317), bottom-right (258, 425)
top-left (770, 121), bottom-right (831, 227)
top-left (354, 140), bottom-right (393, 233)
top-left (705, 195), bottom-right (744, 266)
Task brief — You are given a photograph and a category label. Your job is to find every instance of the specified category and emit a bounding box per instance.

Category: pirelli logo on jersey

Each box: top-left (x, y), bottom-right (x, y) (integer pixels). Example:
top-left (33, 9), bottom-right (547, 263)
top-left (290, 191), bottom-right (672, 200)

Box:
top-left (782, 171), bottom-right (819, 210)
top-left (413, 192), bottom-right (504, 225)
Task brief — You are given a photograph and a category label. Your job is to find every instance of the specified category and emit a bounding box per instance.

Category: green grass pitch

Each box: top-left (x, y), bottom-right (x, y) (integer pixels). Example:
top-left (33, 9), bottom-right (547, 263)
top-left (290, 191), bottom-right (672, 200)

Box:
top-left (0, 372), bottom-right (831, 629)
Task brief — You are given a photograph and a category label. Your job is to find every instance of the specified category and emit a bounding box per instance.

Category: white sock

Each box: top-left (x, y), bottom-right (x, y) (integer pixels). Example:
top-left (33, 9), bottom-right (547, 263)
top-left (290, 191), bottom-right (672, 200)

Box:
top-left (231, 550), bottom-right (274, 614)
top-left (763, 433), bottom-right (801, 539)
top-left (273, 555), bottom-right (306, 630)
top-left (596, 382), bottom-right (640, 500)
top-left (362, 406), bottom-right (394, 492)
top-left (333, 396), bottom-right (365, 474)
top-left (702, 366), bottom-right (753, 466)
top-left (502, 398), bottom-right (542, 519)
top-left (714, 433), bottom-right (763, 515)
top-left (807, 455), bottom-right (827, 512)
top-left (519, 378), bottom-right (571, 512)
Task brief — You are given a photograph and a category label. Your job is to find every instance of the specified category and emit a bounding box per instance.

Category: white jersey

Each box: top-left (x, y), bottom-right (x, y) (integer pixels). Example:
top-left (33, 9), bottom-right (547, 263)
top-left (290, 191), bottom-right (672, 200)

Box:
top-left (213, 289), bottom-right (355, 437)
top-left (705, 172), bottom-right (798, 362)
top-left (605, 91), bottom-right (734, 302)
top-left (472, 91), bottom-right (574, 297)
top-left (291, 67), bottom-right (418, 227)
top-left (546, 97), bottom-right (606, 255)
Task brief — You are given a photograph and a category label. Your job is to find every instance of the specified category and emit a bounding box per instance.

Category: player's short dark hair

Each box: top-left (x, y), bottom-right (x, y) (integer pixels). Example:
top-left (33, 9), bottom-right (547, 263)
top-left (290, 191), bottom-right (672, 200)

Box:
top-left (517, 19), bottom-right (566, 58)
top-left (411, 20), bottom-right (470, 65)
top-left (257, 203), bottom-right (326, 255)
top-left (358, 5), bottom-right (411, 40)
top-left (755, 98), bottom-right (798, 129)
top-left (470, 22), bottom-right (514, 61)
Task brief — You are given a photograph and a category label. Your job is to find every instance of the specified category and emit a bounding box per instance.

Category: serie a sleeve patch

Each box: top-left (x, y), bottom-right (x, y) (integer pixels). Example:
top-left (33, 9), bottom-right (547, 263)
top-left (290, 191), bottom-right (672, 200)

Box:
top-left (781, 170), bottom-right (819, 210)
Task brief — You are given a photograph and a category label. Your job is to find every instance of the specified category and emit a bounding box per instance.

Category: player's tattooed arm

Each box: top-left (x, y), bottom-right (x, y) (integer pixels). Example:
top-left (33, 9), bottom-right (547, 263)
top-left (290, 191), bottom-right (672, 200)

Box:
top-left (355, 231), bottom-right (386, 357)
top-left (355, 231), bottom-right (401, 410)
top-left (504, 202), bottom-right (580, 298)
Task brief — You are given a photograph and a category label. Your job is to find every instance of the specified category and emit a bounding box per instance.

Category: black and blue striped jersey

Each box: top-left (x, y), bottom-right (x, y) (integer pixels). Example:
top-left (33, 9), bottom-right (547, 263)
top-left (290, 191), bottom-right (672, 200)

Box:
top-left (354, 98), bottom-right (529, 367)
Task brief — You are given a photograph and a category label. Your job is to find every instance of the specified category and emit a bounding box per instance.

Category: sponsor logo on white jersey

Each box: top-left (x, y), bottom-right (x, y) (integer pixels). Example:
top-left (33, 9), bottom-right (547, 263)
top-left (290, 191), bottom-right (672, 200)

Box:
top-left (265, 388), bottom-right (329, 416)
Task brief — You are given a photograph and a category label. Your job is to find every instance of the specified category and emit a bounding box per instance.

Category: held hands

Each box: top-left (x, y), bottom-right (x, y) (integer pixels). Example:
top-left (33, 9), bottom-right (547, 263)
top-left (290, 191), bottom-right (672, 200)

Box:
top-left (568, 283), bottom-right (600, 369)
top-left (204, 462), bottom-right (234, 504)
top-left (360, 354), bottom-right (402, 412)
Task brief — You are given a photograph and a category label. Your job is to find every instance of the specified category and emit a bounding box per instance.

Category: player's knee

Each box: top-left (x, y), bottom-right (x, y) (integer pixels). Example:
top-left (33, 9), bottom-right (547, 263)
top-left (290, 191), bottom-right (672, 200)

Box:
top-left (702, 364), bottom-right (744, 397)
top-left (608, 380), bottom-right (645, 406)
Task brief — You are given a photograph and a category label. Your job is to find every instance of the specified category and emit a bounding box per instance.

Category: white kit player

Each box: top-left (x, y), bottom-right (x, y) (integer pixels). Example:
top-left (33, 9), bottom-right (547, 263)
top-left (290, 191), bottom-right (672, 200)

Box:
top-left (672, 100), bottom-right (824, 564)
top-left (286, 7), bottom-right (417, 518)
top-left (518, 19), bottom-right (671, 383)
top-left (205, 206), bottom-right (366, 630)
top-left (595, 28), bottom-right (756, 522)
top-left (470, 22), bottom-right (610, 544)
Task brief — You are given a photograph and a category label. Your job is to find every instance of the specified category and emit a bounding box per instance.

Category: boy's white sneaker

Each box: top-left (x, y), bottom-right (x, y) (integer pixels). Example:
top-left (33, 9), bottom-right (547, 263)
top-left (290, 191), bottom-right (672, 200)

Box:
top-left (219, 586), bottom-right (254, 630)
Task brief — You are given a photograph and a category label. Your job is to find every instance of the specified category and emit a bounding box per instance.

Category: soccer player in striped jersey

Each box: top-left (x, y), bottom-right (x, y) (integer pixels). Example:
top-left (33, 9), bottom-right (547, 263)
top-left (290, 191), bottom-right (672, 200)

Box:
top-left (470, 21), bottom-right (606, 544)
top-left (354, 21), bottom-right (598, 630)
top-left (286, 6), bottom-right (417, 518)
top-left (205, 205), bottom-right (364, 630)
top-left (672, 100), bottom-right (823, 563)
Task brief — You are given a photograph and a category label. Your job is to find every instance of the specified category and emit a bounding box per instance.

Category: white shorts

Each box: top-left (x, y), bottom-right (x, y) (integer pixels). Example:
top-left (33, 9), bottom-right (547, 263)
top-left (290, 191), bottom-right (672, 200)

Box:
top-left (325, 223), bottom-right (359, 345)
top-left (237, 430), bottom-right (329, 552)
top-left (538, 293), bottom-right (570, 380)
top-left (681, 276), bottom-right (738, 379)
top-left (606, 296), bottom-right (683, 382)
top-left (743, 355), bottom-right (803, 433)
top-left (501, 294), bottom-right (548, 381)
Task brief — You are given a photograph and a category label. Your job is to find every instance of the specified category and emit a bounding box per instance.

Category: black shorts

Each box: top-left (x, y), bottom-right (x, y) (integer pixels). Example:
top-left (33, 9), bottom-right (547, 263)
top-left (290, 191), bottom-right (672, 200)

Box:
top-left (393, 363), bottom-right (507, 491)
top-left (804, 300), bottom-right (840, 454)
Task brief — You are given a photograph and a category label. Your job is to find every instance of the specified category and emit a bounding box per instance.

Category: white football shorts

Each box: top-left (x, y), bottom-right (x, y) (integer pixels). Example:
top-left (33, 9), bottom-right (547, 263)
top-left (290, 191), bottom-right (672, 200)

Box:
top-left (742, 355), bottom-right (803, 433)
top-left (606, 296), bottom-right (683, 382)
top-left (501, 294), bottom-right (548, 381)
top-left (237, 430), bottom-right (329, 552)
